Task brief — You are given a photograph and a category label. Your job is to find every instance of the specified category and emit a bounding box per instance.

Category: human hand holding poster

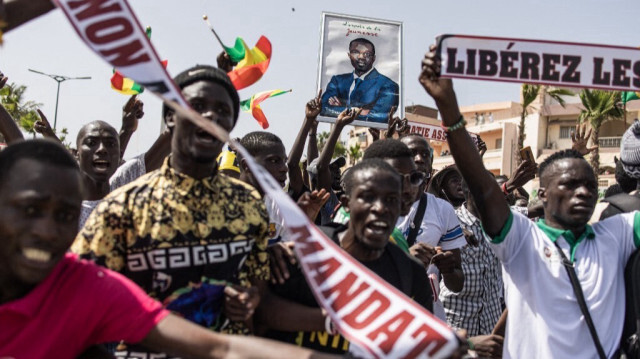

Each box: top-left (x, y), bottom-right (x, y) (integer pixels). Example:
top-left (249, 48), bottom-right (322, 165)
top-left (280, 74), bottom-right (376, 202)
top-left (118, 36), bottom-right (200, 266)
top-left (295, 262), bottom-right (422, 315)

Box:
top-left (317, 13), bottom-right (402, 129)
top-left (53, 1), bottom-right (458, 358)
top-left (437, 34), bottom-right (640, 91)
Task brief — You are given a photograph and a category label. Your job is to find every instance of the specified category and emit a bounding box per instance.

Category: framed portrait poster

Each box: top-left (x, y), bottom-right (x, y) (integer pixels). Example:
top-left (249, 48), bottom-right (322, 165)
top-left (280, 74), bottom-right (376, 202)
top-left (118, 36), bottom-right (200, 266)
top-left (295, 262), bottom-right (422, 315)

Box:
top-left (317, 12), bottom-right (403, 129)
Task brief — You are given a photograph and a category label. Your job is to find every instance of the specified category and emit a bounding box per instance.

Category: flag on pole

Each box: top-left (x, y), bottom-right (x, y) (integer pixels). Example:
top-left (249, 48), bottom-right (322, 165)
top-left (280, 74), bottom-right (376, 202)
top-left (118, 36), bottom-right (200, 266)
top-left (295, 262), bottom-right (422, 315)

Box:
top-left (240, 89), bottom-right (290, 129)
top-left (223, 37), bottom-right (246, 63)
top-left (622, 91), bottom-right (640, 104)
top-left (228, 36), bottom-right (272, 90)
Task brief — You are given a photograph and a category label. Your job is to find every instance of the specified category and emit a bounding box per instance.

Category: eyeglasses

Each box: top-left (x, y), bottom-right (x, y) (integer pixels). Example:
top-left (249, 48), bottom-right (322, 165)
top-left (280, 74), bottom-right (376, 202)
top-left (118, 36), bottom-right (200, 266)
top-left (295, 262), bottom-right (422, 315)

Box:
top-left (402, 171), bottom-right (428, 187)
top-left (349, 50), bottom-right (374, 60)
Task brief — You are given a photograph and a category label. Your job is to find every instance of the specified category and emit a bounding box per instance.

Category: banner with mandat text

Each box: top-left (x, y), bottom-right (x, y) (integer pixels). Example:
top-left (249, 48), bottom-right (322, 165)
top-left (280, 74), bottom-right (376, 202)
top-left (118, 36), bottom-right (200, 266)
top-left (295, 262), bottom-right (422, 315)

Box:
top-left (437, 34), bottom-right (640, 91)
top-left (53, 0), bottom-right (459, 357)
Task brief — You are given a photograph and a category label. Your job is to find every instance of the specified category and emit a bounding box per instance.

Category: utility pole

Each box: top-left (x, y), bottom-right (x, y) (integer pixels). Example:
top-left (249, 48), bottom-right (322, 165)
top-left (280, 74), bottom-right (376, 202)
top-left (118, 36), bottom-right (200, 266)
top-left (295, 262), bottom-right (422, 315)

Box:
top-left (28, 69), bottom-right (91, 130)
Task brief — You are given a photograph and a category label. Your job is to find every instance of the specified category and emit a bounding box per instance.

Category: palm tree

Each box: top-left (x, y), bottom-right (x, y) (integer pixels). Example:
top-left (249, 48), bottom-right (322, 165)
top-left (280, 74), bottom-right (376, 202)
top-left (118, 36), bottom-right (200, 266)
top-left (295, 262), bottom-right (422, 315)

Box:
top-left (348, 143), bottom-right (362, 165)
top-left (518, 85), bottom-right (573, 164)
top-left (317, 130), bottom-right (347, 159)
top-left (578, 89), bottom-right (624, 180)
top-left (0, 82), bottom-right (42, 137)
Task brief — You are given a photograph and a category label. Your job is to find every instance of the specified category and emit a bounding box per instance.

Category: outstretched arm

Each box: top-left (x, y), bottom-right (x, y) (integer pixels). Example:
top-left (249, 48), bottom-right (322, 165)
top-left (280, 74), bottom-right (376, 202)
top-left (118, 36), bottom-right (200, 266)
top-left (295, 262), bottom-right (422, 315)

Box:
top-left (288, 91), bottom-right (322, 196)
top-left (4, 0), bottom-right (55, 32)
top-left (33, 109), bottom-right (61, 143)
top-left (316, 108), bottom-right (361, 192)
top-left (141, 313), bottom-right (336, 359)
top-left (419, 46), bottom-right (509, 236)
top-left (119, 95), bottom-right (144, 159)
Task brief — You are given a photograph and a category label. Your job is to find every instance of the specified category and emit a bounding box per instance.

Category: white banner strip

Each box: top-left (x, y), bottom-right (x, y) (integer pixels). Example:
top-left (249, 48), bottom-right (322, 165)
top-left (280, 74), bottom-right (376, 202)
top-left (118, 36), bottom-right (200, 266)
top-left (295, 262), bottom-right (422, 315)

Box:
top-left (54, 0), bottom-right (188, 107)
top-left (438, 34), bottom-right (640, 91)
top-left (54, 1), bottom-right (458, 357)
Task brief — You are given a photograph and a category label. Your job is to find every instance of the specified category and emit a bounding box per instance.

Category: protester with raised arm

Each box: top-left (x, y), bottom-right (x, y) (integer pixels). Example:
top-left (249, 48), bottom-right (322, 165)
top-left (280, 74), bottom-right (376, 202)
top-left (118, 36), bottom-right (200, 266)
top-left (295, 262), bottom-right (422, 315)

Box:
top-left (420, 44), bottom-right (640, 359)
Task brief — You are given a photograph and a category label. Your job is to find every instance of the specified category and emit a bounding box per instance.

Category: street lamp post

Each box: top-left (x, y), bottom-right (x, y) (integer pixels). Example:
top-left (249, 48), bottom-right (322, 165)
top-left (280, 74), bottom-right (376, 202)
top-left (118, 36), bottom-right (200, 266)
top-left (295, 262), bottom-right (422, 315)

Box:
top-left (28, 69), bottom-right (91, 130)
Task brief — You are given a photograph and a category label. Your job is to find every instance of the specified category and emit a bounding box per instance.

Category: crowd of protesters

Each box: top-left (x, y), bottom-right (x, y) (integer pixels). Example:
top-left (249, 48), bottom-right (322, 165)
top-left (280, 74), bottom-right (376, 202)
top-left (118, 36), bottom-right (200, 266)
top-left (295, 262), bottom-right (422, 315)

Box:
top-left (3, 2), bottom-right (640, 359)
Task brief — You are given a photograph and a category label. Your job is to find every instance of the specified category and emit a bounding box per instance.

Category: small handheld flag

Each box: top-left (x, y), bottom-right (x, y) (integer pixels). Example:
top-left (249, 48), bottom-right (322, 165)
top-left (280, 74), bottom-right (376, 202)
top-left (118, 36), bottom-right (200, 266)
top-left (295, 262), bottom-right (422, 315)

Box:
top-left (240, 89), bottom-right (291, 129)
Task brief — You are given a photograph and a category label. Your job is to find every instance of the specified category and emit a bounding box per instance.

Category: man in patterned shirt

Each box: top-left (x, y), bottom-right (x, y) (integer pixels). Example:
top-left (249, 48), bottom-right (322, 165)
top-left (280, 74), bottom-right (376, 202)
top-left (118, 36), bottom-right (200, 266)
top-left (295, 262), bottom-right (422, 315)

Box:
top-left (73, 65), bottom-right (270, 358)
top-left (443, 176), bottom-right (503, 337)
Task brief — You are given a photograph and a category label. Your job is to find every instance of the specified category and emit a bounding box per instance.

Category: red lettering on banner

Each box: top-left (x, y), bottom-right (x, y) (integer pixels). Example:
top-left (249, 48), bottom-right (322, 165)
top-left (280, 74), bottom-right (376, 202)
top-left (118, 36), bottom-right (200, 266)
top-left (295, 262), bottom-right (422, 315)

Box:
top-left (291, 226), bottom-right (325, 257)
top-left (99, 39), bottom-right (150, 66)
top-left (307, 257), bottom-right (341, 286)
top-left (423, 128), bottom-right (430, 138)
top-left (68, 0), bottom-right (122, 21)
top-left (342, 290), bottom-right (390, 329)
top-left (400, 323), bottom-right (448, 358)
top-left (366, 310), bottom-right (415, 354)
top-left (86, 17), bottom-right (133, 44)
top-left (321, 272), bottom-right (370, 310)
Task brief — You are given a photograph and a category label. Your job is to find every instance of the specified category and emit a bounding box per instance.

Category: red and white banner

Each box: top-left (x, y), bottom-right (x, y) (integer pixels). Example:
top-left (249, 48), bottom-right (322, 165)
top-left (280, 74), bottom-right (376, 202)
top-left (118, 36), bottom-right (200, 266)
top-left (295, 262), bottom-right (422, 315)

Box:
top-left (54, 1), bottom-right (459, 357)
top-left (438, 34), bottom-right (640, 92)
top-left (54, 0), bottom-right (188, 108)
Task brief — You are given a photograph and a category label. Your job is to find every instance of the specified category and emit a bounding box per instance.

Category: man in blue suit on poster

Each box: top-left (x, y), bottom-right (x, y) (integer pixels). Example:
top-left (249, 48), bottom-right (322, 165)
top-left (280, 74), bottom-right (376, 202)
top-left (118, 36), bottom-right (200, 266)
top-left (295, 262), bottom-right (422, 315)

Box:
top-left (321, 38), bottom-right (399, 123)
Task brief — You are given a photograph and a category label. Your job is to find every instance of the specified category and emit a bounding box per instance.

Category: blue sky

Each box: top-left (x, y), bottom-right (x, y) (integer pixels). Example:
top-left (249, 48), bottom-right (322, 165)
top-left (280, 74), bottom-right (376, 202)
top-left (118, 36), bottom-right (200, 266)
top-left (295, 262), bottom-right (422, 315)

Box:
top-left (0, 0), bottom-right (637, 157)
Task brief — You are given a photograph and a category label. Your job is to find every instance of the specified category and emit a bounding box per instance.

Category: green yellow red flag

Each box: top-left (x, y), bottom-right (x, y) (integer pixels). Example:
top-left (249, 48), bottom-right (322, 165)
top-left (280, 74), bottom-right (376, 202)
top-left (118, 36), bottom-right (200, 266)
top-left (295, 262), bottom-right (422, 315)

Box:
top-left (240, 89), bottom-right (290, 129)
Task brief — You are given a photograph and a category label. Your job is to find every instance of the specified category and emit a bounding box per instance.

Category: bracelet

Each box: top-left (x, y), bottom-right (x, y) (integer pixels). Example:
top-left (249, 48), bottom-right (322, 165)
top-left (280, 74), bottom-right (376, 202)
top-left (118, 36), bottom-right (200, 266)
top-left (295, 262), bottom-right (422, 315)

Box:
top-left (501, 182), bottom-right (510, 195)
top-left (467, 339), bottom-right (475, 350)
top-left (324, 315), bottom-right (338, 335)
top-left (441, 115), bottom-right (466, 133)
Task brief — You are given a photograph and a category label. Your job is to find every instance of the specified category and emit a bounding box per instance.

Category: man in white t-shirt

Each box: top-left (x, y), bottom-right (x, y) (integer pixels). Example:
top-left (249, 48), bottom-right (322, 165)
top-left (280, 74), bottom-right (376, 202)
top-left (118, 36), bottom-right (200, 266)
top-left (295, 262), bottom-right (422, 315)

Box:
top-left (419, 47), bottom-right (640, 358)
top-left (396, 135), bottom-right (466, 319)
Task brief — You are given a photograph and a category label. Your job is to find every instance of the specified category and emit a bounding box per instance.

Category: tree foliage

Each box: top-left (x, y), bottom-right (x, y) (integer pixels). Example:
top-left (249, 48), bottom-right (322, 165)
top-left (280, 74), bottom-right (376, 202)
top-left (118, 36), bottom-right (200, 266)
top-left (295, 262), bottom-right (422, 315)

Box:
top-left (317, 130), bottom-right (347, 159)
top-left (578, 89), bottom-right (624, 180)
top-left (0, 82), bottom-right (41, 137)
top-left (518, 85), bottom-right (574, 163)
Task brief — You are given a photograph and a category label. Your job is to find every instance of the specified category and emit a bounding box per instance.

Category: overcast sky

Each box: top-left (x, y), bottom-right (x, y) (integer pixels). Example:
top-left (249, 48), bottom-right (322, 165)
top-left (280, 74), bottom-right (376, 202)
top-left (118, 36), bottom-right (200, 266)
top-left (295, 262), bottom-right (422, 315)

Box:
top-left (1, 0), bottom-right (637, 157)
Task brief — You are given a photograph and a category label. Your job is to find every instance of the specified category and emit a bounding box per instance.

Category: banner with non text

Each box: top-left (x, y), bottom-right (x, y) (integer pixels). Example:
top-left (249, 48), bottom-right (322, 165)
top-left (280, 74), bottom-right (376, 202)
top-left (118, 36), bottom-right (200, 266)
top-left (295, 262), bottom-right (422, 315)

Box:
top-left (53, 0), bottom-right (459, 357)
top-left (437, 34), bottom-right (640, 92)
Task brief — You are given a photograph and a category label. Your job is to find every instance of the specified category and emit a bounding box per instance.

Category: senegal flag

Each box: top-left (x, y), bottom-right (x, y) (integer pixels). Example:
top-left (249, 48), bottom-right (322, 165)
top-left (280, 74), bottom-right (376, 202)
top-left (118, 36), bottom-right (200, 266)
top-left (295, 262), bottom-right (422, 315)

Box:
top-left (622, 91), bottom-right (640, 104)
top-left (228, 36), bottom-right (272, 90)
top-left (240, 89), bottom-right (290, 129)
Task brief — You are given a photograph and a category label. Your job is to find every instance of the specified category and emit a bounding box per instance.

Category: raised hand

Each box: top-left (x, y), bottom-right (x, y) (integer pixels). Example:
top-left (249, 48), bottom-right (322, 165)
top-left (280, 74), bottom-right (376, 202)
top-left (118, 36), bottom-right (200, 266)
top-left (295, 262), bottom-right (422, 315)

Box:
top-left (33, 109), bottom-right (58, 139)
top-left (386, 105), bottom-right (400, 138)
top-left (571, 123), bottom-right (598, 156)
top-left (419, 45), bottom-right (459, 114)
top-left (305, 89), bottom-right (323, 119)
top-left (122, 95), bottom-right (143, 133)
top-left (336, 107), bottom-right (362, 127)
top-left (297, 188), bottom-right (330, 221)
top-left (216, 51), bottom-right (236, 72)
top-left (506, 159), bottom-right (537, 192)
top-left (368, 127), bottom-right (381, 141)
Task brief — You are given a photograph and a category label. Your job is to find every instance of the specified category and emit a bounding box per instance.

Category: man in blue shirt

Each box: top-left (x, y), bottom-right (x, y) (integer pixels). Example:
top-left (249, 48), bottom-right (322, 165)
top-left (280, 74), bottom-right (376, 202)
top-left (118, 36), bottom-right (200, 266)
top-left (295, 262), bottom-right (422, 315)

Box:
top-left (321, 38), bottom-right (399, 123)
